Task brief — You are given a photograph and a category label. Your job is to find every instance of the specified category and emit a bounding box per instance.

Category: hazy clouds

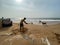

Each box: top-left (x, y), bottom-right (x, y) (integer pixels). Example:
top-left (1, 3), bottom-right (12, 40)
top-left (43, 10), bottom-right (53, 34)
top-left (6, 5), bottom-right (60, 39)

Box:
top-left (0, 0), bottom-right (60, 18)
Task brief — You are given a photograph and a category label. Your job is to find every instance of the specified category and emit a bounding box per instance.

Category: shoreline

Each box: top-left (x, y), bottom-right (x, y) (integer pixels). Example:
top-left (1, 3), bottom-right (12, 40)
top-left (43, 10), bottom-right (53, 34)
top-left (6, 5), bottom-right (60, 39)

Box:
top-left (13, 21), bottom-right (60, 25)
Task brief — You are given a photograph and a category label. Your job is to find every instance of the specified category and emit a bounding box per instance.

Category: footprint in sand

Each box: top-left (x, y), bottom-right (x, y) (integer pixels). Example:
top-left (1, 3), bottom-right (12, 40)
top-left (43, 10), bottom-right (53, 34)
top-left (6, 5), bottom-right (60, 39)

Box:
top-left (54, 33), bottom-right (60, 43)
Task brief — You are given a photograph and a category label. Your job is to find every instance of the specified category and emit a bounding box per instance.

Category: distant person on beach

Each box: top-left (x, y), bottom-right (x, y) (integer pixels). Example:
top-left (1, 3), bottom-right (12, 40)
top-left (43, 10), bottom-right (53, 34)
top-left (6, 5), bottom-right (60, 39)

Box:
top-left (39, 21), bottom-right (41, 23)
top-left (20, 17), bottom-right (28, 32)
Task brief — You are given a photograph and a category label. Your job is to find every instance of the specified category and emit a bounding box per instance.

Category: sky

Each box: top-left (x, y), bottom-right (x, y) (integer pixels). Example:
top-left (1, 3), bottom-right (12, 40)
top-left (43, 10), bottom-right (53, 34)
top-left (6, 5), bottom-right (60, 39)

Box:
top-left (0, 0), bottom-right (60, 18)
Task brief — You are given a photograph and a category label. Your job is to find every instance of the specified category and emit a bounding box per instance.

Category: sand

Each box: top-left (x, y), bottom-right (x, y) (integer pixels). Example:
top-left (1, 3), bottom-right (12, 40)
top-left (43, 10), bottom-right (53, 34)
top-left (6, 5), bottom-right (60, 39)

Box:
top-left (0, 23), bottom-right (60, 45)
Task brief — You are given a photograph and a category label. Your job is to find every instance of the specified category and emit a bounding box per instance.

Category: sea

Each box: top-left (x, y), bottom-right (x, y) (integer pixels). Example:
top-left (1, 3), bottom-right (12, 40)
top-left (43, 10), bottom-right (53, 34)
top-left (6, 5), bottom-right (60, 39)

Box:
top-left (11, 18), bottom-right (60, 25)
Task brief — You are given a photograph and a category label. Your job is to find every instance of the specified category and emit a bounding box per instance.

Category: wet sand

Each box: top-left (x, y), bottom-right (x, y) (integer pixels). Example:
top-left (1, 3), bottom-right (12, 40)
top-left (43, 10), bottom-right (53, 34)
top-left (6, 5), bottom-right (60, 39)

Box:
top-left (0, 23), bottom-right (60, 45)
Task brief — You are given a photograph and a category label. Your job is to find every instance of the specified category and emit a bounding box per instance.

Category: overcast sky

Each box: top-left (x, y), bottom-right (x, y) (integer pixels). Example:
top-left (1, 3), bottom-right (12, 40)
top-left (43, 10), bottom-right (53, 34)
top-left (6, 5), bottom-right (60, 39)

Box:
top-left (0, 0), bottom-right (60, 18)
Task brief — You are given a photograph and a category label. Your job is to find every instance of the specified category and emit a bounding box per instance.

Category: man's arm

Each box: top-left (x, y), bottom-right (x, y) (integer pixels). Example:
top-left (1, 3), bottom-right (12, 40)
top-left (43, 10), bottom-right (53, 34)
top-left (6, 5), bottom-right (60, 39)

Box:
top-left (24, 21), bottom-right (28, 24)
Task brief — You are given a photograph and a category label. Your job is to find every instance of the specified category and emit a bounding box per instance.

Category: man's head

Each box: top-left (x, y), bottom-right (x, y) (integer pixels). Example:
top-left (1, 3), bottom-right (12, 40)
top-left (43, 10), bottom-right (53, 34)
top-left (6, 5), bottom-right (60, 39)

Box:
top-left (24, 17), bottom-right (26, 20)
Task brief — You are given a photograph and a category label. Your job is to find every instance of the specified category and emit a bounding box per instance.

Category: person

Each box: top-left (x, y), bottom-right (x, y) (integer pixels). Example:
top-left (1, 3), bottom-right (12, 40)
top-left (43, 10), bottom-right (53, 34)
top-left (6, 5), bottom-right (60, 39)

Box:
top-left (20, 17), bottom-right (28, 32)
top-left (39, 20), bottom-right (41, 23)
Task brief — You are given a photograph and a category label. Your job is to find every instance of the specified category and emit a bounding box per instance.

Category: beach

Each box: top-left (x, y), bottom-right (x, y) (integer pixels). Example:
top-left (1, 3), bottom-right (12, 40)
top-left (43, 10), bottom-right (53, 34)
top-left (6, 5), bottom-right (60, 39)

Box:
top-left (0, 0), bottom-right (60, 45)
top-left (0, 23), bottom-right (60, 45)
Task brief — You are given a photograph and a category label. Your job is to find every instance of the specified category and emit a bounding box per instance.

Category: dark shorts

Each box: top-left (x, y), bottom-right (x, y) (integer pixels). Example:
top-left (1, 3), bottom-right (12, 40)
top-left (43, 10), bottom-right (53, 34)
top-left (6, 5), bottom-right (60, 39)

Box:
top-left (20, 23), bottom-right (23, 27)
